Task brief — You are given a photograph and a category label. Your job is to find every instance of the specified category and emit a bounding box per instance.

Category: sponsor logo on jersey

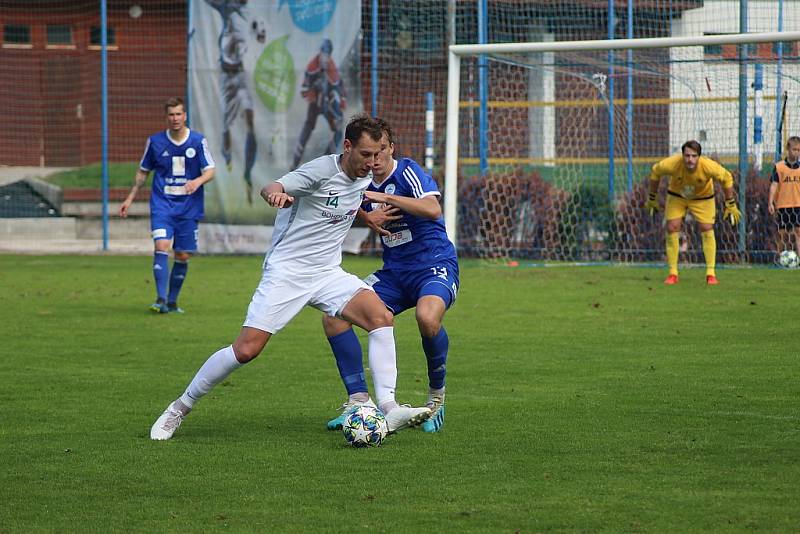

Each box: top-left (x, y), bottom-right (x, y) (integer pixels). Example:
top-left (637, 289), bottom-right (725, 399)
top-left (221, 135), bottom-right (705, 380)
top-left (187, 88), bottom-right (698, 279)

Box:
top-left (161, 150), bottom-right (170, 157)
top-left (321, 209), bottom-right (356, 224)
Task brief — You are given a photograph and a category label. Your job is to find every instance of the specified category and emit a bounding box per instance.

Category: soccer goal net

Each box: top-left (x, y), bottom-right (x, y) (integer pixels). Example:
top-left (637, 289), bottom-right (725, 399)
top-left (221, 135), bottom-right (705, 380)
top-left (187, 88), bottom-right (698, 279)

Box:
top-left (445, 30), bottom-right (800, 265)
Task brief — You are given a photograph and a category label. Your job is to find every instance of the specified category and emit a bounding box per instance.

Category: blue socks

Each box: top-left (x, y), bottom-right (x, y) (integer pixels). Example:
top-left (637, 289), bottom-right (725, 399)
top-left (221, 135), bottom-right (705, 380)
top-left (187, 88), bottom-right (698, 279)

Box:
top-left (422, 327), bottom-right (448, 390)
top-left (153, 251), bottom-right (169, 302)
top-left (328, 328), bottom-right (368, 395)
top-left (168, 260), bottom-right (188, 306)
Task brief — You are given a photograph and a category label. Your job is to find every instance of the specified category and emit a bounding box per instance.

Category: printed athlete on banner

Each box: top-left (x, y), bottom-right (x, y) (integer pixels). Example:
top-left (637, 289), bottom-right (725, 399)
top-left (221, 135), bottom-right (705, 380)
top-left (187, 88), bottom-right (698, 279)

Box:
top-left (204, 0), bottom-right (264, 204)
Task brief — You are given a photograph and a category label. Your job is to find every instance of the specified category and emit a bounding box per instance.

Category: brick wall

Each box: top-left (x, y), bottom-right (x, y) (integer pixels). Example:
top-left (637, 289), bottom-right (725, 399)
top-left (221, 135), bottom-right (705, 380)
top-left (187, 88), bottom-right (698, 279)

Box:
top-left (0, 0), bottom-right (186, 166)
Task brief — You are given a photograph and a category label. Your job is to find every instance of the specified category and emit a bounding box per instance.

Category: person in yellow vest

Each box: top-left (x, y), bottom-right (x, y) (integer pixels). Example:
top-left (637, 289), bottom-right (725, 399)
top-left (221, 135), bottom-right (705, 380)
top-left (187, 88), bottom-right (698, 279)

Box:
top-left (644, 140), bottom-right (741, 285)
top-left (768, 136), bottom-right (800, 255)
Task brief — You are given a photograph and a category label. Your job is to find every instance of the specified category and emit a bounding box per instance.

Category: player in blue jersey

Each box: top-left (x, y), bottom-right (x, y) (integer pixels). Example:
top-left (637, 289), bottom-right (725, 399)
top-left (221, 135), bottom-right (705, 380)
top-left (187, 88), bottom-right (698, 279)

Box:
top-left (204, 0), bottom-right (263, 203)
top-left (324, 123), bottom-right (458, 433)
top-left (120, 97), bottom-right (215, 314)
top-left (149, 115), bottom-right (430, 441)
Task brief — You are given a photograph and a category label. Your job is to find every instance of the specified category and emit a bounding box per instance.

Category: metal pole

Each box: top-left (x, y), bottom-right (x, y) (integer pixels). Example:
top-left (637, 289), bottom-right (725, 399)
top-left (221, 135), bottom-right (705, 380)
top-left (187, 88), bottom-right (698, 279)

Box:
top-left (754, 63), bottom-right (763, 171)
top-left (477, 0), bottom-right (488, 176)
top-left (775, 0), bottom-right (784, 162)
top-left (737, 0), bottom-right (748, 255)
top-left (425, 92), bottom-right (435, 173)
top-left (186, 0), bottom-right (193, 125)
top-left (450, 31), bottom-right (800, 56)
top-left (371, 0), bottom-right (378, 116)
top-left (607, 1), bottom-right (615, 202)
top-left (626, 0), bottom-right (634, 192)
top-left (445, 51), bottom-right (461, 245)
top-left (101, 0), bottom-right (109, 251)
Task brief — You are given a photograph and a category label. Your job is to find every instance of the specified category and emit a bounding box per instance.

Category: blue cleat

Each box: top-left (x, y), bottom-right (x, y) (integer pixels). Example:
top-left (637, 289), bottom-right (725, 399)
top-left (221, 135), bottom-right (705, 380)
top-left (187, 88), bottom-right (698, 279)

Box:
top-left (167, 303), bottom-right (185, 314)
top-left (149, 301), bottom-right (169, 314)
top-left (327, 398), bottom-right (376, 430)
top-left (422, 394), bottom-right (445, 433)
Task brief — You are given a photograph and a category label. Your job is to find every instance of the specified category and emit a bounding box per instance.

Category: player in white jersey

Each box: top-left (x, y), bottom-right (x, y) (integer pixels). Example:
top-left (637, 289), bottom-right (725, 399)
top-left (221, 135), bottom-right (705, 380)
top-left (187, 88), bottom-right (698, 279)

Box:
top-left (204, 0), bottom-right (263, 203)
top-left (150, 115), bottom-right (430, 440)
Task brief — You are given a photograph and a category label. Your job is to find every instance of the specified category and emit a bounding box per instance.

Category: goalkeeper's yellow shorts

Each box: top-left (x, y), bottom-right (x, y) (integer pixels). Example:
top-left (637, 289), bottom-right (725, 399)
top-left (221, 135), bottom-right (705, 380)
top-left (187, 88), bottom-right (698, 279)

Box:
top-left (665, 193), bottom-right (716, 224)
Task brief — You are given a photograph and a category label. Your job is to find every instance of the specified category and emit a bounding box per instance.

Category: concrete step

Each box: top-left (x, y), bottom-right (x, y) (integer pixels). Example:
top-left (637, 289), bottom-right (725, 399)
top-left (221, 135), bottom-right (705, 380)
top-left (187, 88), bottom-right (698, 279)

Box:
top-left (62, 201), bottom-right (149, 217)
top-left (62, 188), bottom-right (150, 217)
top-left (0, 237), bottom-right (152, 255)
top-left (0, 216), bottom-right (149, 240)
top-left (76, 217), bottom-right (150, 239)
top-left (1, 217), bottom-right (78, 239)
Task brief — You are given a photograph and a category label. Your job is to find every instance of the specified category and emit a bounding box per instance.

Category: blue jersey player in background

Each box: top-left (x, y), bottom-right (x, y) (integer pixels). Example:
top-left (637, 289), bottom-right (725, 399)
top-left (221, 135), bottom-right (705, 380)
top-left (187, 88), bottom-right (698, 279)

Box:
top-left (120, 97), bottom-right (216, 314)
top-left (323, 123), bottom-right (458, 433)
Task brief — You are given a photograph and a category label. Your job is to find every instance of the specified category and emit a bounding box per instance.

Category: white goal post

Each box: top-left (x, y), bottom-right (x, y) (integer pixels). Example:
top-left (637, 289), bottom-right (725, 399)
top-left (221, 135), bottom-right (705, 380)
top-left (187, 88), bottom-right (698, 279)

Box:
top-left (444, 30), bottom-right (800, 247)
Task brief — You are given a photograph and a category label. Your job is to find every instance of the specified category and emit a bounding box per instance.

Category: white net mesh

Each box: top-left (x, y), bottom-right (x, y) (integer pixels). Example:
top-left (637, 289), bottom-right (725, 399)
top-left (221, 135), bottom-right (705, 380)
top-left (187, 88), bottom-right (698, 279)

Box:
top-left (452, 29), bottom-right (800, 265)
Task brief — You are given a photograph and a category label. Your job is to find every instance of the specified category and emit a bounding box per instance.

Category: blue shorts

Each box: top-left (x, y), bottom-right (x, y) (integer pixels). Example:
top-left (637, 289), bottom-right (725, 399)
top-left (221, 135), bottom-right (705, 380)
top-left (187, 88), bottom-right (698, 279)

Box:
top-left (150, 215), bottom-right (199, 253)
top-left (364, 259), bottom-right (459, 316)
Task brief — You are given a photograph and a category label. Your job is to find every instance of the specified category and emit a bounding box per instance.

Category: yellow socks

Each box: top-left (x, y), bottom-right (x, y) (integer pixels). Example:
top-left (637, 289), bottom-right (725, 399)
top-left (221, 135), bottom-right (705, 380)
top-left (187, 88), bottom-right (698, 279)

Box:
top-left (701, 230), bottom-right (716, 276)
top-left (666, 232), bottom-right (680, 276)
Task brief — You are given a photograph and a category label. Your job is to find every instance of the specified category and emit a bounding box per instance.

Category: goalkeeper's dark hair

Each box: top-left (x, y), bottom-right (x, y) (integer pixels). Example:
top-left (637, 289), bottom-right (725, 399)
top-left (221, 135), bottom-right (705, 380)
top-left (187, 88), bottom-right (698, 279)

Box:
top-left (345, 114), bottom-right (386, 146)
top-left (786, 136), bottom-right (800, 148)
top-left (681, 140), bottom-right (702, 155)
top-left (164, 97), bottom-right (185, 113)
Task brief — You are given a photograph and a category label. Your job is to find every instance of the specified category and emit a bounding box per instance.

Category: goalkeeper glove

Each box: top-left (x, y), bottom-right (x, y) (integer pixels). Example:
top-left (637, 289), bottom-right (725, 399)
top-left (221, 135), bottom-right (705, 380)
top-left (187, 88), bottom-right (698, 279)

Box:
top-left (723, 198), bottom-right (741, 225)
top-left (644, 192), bottom-right (659, 216)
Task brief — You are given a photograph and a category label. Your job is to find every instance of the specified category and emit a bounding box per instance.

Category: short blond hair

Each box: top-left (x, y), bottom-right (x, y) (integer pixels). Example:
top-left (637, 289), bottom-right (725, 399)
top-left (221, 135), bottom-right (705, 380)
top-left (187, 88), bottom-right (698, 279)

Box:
top-left (164, 97), bottom-right (185, 114)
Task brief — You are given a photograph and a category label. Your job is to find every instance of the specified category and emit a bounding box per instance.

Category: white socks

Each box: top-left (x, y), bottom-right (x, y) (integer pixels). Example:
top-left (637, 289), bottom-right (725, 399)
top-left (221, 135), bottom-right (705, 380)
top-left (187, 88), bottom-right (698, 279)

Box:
top-left (349, 392), bottom-right (370, 403)
top-left (178, 345), bottom-right (242, 410)
top-left (367, 326), bottom-right (398, 413)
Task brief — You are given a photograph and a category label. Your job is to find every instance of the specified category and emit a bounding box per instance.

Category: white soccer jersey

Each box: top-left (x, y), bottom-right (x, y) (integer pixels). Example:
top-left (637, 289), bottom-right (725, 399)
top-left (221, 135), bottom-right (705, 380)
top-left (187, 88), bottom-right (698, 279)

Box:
top-left (265, 154), bottom-right (370, 276)
top-left (221, 9), bottom-right (248, 66)
top-left (205, 0), bottom-right (248, 67)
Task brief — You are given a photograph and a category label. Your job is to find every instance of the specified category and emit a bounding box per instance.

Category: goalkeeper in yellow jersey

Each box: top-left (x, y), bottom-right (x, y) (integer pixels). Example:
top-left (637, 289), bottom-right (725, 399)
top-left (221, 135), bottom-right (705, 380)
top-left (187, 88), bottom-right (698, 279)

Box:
top-left (644, 140), bottom-right (740, 285)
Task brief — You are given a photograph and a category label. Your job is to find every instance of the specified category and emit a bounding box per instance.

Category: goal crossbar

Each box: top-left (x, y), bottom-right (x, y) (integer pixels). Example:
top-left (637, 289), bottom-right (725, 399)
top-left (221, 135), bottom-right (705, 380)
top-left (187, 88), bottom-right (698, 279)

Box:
top-left (444, 30), bottom-right (800, 245)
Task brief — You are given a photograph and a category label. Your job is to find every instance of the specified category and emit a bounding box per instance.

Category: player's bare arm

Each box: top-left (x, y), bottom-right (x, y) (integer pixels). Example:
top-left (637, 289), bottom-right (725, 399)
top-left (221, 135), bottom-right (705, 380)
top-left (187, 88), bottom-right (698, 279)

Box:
top-left (363, 190), bottom-right (442, 219)
top-left (261, 182), bottom-right (294, 208)
top-left (184, 167), bottom-right (216, 195)
top-left (722, 186), bottom-right (736, 202)
top-left (120, 169), bottom-right (150, 218)
top-left (768, 182), bottom-right (778, 215)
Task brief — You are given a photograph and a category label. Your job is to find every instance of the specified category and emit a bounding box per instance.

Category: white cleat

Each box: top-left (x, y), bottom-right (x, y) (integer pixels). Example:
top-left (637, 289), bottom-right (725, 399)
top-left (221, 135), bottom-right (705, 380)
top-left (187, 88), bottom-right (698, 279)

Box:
top-left (150, 401), bottom-right (187, 440)
top-left (384, 404), bottom-right (431, 433)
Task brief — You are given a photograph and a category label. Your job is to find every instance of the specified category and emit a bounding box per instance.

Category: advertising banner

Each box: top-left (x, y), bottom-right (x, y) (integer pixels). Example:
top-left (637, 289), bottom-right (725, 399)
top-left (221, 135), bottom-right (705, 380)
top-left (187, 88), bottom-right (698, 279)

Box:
top-left (189, 0), bottom-right (362, 233)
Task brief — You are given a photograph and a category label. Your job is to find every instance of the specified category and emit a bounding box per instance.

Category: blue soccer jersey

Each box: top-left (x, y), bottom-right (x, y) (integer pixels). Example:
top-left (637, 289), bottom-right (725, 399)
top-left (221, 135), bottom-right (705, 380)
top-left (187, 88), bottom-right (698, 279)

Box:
top-left (364, 158), bottom-right (457, 269)
top-left (140, 129), bottom-right (215, 220)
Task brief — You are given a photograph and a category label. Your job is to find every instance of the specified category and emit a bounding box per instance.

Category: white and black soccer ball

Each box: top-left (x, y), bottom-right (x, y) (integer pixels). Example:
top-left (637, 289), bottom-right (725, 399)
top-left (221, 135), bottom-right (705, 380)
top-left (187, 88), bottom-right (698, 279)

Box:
top-left (251, 20), bottom-right (266, 43)
top-left (779, 250), bottom-right (799, 269)
top-left (342, 405), bottom-right (388, 448)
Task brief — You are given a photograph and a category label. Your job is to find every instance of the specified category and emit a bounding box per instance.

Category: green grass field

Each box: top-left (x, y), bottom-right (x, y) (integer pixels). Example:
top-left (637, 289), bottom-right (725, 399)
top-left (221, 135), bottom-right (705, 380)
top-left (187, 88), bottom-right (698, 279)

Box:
top-left (1, 255), bottom-right (798, 532)
top-left (43, 163), bottom-right (141, 189)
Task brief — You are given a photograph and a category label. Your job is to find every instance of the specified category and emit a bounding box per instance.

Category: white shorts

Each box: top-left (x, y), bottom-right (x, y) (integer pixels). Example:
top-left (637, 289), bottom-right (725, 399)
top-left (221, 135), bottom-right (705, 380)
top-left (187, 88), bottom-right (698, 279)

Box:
top-left (221, 69), bottom-right (253, 130)
top-left (243, 267), bottom-right (372, 334)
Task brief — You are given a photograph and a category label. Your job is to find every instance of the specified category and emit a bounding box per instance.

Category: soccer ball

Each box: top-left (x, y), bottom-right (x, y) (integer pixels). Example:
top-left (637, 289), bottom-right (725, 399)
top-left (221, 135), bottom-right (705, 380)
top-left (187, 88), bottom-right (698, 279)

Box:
top-left (779, 250), bottom-right (799, 268)
top-left (342, 405), bottom-right (388, 448)
top-left (251, 20), bottom-right (266, 43)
